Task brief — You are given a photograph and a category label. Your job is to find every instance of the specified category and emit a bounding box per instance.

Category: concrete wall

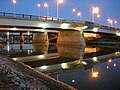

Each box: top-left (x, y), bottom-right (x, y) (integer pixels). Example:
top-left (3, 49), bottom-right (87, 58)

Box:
top-left (57, 30), bottom-right (86, 46)
top-left (33, 32), bottom-right (49, 45)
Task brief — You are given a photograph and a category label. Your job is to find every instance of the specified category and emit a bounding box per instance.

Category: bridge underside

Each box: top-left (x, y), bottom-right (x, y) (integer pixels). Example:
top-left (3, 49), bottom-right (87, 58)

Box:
top-left (32, 30), bottom-right (86, 46)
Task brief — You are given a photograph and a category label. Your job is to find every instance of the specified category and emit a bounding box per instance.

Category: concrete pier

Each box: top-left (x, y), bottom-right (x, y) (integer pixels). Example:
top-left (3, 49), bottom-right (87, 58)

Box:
top-left (57, 31), bottom-right (86, 46)
top-left (33, 32), bottom-right (49, 45)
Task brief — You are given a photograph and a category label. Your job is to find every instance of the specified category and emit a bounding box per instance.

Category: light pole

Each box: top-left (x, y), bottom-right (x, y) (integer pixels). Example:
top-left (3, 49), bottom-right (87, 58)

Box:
top-left (114, 20), bottom-right (117, 28)
top-left (77, 12), bottom-right (82, 20)
top-left (92, 7), bottom-right (99, 22)
top-left (37, 3), bottom-right (40, 19)
top-left (12, 0), bottom-right (16, 17)
top-left (57, 0), bottom-right (64, 18)
top-left (44, 3), bottom-right (49, 19)
top-left (107, 18), bottom-right (110, 26)
top-left (72, 8), bottom-right (76, 19)
top-left (72, 8), bottom-right (76, 13)
top-left (109, 20), bottom-right (113, 27)
top-left (97, 14), bottom-right (100, 24)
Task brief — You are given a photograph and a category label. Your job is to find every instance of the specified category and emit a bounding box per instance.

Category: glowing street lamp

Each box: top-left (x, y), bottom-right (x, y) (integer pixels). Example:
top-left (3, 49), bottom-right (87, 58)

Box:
top-left (107, 18), bottom-right (111, 26)
top-left (92, 7), bottom-right (99, 22)
top-left (57, 0), bottom-right (64, 18)
top-left (115, 20), bottom-right (117, 24)
top-left (37, 3), bottom-right (40, 19)
top-left (44, 3), bottom-right (49, 18)
top-left (77, 12), bottom-right (82, 20)
top-left (72, 8), bottom-right (76, 19)
top-left (109, 20), bottom-right (113, 27)
top-left (114, 20), bottom-right (117, 28)
top-left (72, 8), bottom-right (76, 13)
top-left (12, 0), bottom-right (16, 17)
top-left (97, 14), bottom-right (100, 18)
top-left (97, 14), bottom-right (100, 24)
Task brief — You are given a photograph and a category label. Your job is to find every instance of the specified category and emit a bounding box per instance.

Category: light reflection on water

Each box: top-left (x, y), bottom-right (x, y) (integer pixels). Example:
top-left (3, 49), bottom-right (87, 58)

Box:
top-left (0, 44), bottom-right (120, 90)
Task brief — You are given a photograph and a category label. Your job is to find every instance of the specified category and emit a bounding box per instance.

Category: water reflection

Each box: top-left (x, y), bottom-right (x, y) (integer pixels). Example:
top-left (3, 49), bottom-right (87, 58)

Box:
top-left (57, 45), bottom-right (85, 59)
top-left (0, 44), bottom-right (120, 89)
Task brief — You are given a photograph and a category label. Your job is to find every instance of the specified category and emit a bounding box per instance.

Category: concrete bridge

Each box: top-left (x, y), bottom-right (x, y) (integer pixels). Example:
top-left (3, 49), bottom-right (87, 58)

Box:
top-left (0, 12), bottom-right (120, 46)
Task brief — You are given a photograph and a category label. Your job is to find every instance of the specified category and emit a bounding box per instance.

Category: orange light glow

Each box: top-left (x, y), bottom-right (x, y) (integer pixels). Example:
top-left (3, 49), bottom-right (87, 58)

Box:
top-left (85, 47), bottom-right (100, 53)
top-left (108, 59), bottom-right (112, 63)
top-left (92, 71), bottom-right (99, 78)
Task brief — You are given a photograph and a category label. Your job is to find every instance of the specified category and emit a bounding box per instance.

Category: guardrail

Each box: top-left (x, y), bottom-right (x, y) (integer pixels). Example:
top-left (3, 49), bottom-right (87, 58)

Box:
top-left (0, 12), bottom-right (85, 24)
top-left (0, 12), bottom-right (119, 31)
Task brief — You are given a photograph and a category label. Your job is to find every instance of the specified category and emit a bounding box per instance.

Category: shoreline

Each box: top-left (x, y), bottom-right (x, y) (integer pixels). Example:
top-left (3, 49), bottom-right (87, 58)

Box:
top-left (0, 55), bottom-right (76, 90)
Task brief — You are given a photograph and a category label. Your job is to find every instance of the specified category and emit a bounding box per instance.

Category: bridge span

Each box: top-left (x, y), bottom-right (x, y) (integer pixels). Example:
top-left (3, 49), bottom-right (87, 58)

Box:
top-left (0, 12), bottom-right (120, 46)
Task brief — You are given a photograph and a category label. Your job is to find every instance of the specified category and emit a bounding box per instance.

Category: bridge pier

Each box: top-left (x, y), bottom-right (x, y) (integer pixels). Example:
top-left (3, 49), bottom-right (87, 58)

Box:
top-left (32, 32), bottom-right (49, 45)
top-left (57, 31), bottom-right (86, 46)
top-left (20, 32), bottom-right (24, 43)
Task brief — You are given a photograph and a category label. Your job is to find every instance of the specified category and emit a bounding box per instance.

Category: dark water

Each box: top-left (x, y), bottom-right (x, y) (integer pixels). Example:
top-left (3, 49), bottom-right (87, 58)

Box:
top-left (0, 44), bottom-right (120, 90)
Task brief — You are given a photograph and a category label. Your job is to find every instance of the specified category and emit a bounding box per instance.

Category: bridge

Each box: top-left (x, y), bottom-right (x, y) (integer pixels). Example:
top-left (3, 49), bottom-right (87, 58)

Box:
top-left (0, 12), bottom-right (120, 46)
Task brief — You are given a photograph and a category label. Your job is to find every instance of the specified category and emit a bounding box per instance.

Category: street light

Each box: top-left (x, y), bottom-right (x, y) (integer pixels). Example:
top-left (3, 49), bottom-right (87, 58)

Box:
top-left (72, 8), bottom-right (76, 13)
top-left (97, 14), bottom-right (100, 23)
top-left (107, 18), bottom-right (110, 26)
top-left (114, 20), bottom-right (117, 28)
top-left (44, 3), bottom-right (49, 18)
top-left (77, 12), bottom-right (82, 20)
top-left (92, 7), bottom-right (99, 22)
top-left (109, 20), bottom-right (113, 27)
top-left (72, 8), bottom-right (76, 19)
top-left (37, 3), bottom-right (41, 19)
top-left (57, 0), bottom-right (64, 18)
top-left (12, 0), bottom-right (16, 17)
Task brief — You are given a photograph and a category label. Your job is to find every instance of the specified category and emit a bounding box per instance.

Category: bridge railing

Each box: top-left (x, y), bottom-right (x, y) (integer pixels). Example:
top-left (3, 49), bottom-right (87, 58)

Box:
top-left (0, 12), bottom-right (86, 24)
top-left (0, 12), bottom-right (119, 30)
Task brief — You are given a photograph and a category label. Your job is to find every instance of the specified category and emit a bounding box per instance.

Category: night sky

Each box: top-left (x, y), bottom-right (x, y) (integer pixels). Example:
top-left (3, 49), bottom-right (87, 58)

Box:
top-left (0, 0), bottom-right (120, 27)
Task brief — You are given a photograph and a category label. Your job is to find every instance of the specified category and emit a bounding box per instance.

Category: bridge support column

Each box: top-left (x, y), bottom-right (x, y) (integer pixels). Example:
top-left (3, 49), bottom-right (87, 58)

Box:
top-left (33, 32), bottom-right (49, 45)
top-left (20, 32), bottom-right (24, 43)
top-left (57, 31), bottom-right (86, 46)
top-left (20, 32), bottom-right (24, 50)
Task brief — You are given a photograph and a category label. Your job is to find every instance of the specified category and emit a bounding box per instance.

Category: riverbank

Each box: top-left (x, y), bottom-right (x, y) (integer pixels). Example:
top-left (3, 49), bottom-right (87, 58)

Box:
top-left (0, 55), bottom-right (76, 90)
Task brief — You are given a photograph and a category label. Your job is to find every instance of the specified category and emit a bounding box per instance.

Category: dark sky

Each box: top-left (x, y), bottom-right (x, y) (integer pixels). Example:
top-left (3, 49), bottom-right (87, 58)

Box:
top-left (0, 0), bottom-right (120, 27)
